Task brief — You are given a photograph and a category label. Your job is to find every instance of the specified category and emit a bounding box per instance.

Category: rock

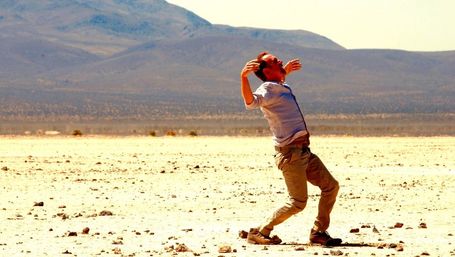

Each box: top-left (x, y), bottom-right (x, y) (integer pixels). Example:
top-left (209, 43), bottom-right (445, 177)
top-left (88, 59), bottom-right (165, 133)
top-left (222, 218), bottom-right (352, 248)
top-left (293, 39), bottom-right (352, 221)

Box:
top-left (295, 246), bottom-right (305, 251)
top-left (239, 230), bottom-right (248, 239)
top-left (1, 166), bottom-right (8, 171)
top-left (419, 222), bottom-right (427, 229)
top-left (372, 226), bottom-right (380, 233)
top-left (57, 213), bottom-right (69, 220)
top-left (82, 227), bottom-right (90, 234)
top-left (99, 210), bottom-right (113, 216)
top-left (33, 202), bottom-right (44, 207)
top-left (394, 222), bottom-right (404, 228)
top-left (350, 228), bottom-right (360, 233)
top-left (330, 249), bottom-right (343, 256)
top-left (175, 243), bottom-right (191, 252)
top-left (112, 248), bottom-right (122, 254)
top-left (62, 250), bottom-right (72, 254)
top-left (218, 245), bottom-right (232, 253)
top-left (67, 232), bottom-right (77, 237)
top-left (388, 243), bottom-right (398, 248)
top-left (112, 239), bottom-right (123, 245)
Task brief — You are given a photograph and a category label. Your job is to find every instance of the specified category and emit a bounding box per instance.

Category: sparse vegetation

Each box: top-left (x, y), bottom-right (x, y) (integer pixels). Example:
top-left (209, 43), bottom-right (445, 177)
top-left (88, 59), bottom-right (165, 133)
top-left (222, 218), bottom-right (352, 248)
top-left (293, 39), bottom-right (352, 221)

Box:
top-left (149, 131), bottom-right (156, 137)
top-left (72, 130), bottom-right (83, 136)
top-left (166, 130), bottom-right (176, 136)
top-left (189, 130), bottom-right (198, 136)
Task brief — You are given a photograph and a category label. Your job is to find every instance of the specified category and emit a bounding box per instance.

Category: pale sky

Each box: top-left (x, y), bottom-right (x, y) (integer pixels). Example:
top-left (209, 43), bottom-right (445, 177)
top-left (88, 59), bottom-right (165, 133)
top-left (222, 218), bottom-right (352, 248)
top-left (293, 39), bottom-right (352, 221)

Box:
top-left (166, 0), bottom-right (455, 52)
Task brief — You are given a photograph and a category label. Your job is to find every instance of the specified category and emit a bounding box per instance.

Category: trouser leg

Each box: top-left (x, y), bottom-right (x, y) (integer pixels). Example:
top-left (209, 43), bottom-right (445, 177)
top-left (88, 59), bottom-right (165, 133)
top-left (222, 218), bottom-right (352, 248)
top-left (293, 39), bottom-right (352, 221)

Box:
top-left (260, 149), bottom-right (309, 236)
top-left (306, 153), bottom-right (339, 231)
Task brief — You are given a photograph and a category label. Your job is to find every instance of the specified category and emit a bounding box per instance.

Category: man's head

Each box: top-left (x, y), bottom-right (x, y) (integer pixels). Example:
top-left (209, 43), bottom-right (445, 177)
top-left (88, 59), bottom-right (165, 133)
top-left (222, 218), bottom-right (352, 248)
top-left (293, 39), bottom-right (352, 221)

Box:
top-left (254, 52), bottom-right (286, 82)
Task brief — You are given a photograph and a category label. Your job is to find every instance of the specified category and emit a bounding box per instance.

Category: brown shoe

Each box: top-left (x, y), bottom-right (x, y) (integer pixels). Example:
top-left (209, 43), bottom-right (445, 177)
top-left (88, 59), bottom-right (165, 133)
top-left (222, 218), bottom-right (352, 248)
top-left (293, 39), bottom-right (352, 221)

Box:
top-left (247, 228), bottom-right (282, 245)
top-left (309, 229), bottom-right (342, 246)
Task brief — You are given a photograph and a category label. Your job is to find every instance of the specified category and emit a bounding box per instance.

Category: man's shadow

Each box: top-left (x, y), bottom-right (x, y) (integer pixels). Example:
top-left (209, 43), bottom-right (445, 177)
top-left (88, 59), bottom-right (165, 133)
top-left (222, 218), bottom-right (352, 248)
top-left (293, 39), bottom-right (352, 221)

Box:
top-left (282, 242), bottom-right (383, 247)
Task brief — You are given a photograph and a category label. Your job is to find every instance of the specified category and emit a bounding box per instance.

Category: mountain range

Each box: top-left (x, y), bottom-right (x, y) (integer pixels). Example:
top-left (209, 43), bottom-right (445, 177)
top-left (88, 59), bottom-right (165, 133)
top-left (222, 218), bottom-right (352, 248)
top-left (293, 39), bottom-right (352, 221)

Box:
top-left (1, 0), bottom-right (454, 122)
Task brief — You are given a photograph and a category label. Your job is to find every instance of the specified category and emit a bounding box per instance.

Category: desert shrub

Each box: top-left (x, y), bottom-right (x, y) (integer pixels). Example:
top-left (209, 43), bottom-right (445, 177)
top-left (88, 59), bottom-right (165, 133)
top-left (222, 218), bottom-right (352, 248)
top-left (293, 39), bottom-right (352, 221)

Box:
top-left (189, 130), bottom-right (198, 136)
top-left (166, 130), bottom-right (176, 136)
top-left (149, 131), bottom-right (156, 137)
top-left (72, 129), bottom-right (83, 136)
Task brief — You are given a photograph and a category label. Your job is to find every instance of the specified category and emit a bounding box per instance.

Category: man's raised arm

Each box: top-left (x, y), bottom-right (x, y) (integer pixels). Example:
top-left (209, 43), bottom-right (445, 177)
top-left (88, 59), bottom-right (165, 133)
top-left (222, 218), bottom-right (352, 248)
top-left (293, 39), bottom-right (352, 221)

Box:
top-left (284, 59), bottom-right (302, 76)
top-left (240, 60), bottom-right (259, 105)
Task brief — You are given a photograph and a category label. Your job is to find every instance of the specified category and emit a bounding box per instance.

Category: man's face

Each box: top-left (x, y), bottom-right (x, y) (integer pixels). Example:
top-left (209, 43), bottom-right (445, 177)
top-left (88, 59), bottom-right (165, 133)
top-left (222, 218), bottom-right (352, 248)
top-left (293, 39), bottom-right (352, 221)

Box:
top-left (261, 54), bottom-right (286, 82)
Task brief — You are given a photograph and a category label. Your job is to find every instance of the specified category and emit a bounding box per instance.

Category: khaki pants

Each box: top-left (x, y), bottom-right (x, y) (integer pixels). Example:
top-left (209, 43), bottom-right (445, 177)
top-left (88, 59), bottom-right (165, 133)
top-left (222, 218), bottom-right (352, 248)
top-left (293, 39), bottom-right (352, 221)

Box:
top-left (260, 147), bottom-right (339, 236)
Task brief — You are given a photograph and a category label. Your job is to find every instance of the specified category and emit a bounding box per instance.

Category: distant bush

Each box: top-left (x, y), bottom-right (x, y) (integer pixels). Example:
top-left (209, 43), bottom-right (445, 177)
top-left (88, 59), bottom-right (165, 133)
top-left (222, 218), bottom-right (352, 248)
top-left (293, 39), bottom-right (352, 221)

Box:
top-left (149, 131), bottom-right (156, 137)
top-left (72, 130), bottom-right (83, 136)
top-left (189, 131), bottom-right (198, 136)
top-left (166, 130), bottom-right (176, 136)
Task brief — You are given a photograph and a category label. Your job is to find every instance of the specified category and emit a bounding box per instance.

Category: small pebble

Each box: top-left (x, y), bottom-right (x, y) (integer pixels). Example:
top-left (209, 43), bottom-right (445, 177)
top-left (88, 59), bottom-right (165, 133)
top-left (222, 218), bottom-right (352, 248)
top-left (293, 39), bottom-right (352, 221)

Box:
top-left (82, 227), bottom-right (90, 234)
top-left (218, 245), bottom-right (232, 253)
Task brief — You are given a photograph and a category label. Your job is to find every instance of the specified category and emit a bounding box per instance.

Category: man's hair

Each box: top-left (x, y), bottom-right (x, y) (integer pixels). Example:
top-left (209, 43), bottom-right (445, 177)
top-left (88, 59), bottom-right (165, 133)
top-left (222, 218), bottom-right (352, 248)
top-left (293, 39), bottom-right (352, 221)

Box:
top-left (254, 51), bottom-right (269, 82)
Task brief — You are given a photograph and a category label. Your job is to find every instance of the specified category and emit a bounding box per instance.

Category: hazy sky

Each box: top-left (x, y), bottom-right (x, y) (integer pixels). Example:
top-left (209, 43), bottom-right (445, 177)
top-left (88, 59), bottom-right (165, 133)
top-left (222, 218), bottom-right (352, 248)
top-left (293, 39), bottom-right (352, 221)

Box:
top-left (167, 0), bottom-right (455, 52)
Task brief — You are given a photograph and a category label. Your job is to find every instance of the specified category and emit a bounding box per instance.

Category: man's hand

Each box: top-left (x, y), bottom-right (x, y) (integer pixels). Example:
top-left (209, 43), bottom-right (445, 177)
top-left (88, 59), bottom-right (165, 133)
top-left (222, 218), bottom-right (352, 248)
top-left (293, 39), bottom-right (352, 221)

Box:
top-left (240, 60), bottom-right (259, 105)
top-left (241, 60), bottom-right (260, 78)
top-left (284, 59), bottom-right (302, 75)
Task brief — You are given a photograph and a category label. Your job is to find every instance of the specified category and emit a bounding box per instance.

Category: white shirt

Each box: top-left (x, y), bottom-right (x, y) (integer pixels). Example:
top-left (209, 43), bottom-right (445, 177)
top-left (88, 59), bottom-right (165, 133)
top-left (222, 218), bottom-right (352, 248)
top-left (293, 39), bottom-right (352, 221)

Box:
top-left (246, 81), bottom-right (309, 147)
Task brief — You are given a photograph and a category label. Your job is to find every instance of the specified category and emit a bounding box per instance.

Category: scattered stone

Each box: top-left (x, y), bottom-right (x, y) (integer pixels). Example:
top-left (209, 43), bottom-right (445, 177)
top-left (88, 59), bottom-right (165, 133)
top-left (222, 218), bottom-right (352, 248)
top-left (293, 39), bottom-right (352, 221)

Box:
top-left (419, 223), bottom-right (427, 229)
top-left (394, 222), bottom-right (404, 228)
top-left (396, 244), bottom-right (404, 251)
top-left (350, 228), bottom-right (360, 233)
top-left (62, 250), bottom-right (72, 254)
top-left (388, 243), bottom-right (397, 248)
top-left (99, 210), bottom-right (113, 216)
top-left (67, 232), bottom-right (77, 237)
top-left (164, 245), bottom-right (174, 252)
top-left (330, 249), bottom-right (343, 256)
top-left (175, 243), bottom-right (191, 252)
top-left (112, 239), bottom-right (123, 245)
top-left (194, 165), bottom-right (200, 169)
top-left (33, 202), bottom-right (44, 207)
top-left (218, 245), bottom-right (232, 253)
top-left (295, 246), bottom-right (305, 251)
top-left (361, 224), bottom-right (371, 228)
top-left (1, 166), bottom-right (8, 171)
top-left (82, 227), bottom-right (90, 234)
top-left (112, 247), bottom-right (122, 254)
top-left (239, 230), bottom-right (248, 239)
top-left (421, 252), bottom-right (430, 256)
top-left (372, 226), bottom-right (380, 233)
top-left (57, 213), bottom-right (69, 220)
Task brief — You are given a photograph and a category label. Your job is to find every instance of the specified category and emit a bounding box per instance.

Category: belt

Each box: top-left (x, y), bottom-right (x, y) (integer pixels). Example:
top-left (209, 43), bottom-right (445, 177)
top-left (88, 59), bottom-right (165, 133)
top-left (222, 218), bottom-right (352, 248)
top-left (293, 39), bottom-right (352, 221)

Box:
top-left (275, 144), bottom-right (310, 152)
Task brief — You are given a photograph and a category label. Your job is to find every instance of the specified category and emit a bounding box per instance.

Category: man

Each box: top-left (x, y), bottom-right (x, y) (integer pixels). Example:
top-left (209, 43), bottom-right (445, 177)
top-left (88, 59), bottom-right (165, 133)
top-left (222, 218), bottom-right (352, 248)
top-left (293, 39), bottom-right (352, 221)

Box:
top-left (240, 52), bottom-right (342, 246)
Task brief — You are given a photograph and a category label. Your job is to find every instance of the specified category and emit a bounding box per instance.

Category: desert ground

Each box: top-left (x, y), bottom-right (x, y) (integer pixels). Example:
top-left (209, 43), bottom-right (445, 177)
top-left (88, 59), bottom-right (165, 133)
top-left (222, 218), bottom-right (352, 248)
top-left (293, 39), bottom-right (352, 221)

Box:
top-left (1, 136), bottom-right (454, 257)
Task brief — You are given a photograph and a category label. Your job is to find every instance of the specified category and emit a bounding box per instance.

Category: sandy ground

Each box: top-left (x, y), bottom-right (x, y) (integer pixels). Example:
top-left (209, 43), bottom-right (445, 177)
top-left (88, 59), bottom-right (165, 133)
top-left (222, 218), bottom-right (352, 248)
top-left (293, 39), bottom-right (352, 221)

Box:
top-left (1, 136), bottom-right (454, 257)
